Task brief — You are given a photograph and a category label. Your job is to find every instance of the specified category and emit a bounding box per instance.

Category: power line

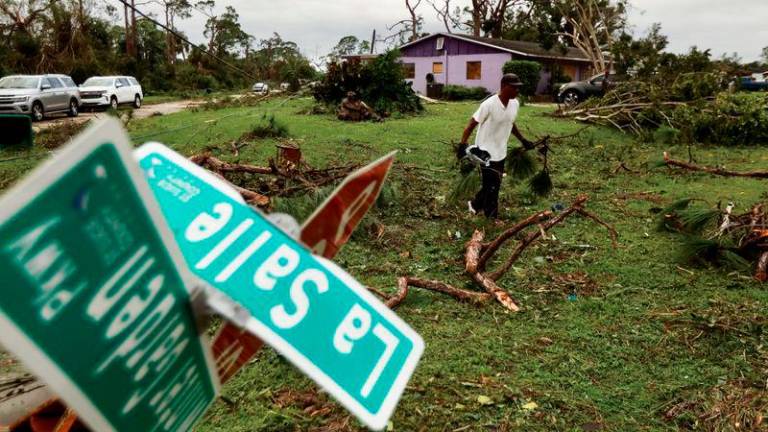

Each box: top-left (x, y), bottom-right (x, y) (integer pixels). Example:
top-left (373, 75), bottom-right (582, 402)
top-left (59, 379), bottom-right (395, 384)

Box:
top-left (113, 0), bottom-right (257, 80)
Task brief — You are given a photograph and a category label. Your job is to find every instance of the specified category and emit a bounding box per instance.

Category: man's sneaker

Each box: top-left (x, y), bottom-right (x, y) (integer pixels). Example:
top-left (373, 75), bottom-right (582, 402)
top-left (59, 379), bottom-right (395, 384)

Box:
top-left (467, 201), bottom-right (477, 215)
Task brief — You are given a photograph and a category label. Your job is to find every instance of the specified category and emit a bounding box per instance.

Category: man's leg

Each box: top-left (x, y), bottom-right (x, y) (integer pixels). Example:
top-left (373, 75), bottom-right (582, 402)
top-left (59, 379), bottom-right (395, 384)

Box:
top-left (483, 160), bottom-right (505, 218)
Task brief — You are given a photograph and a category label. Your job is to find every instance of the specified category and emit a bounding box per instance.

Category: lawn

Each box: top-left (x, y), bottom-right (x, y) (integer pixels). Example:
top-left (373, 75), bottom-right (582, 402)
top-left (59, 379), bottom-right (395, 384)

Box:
top-left (1, 98), bottom-right (767, 431)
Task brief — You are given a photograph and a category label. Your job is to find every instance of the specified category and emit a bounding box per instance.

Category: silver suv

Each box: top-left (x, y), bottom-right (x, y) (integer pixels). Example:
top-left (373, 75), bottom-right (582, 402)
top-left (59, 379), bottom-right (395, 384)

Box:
top-left (0, 74), bottom-right (81, 121)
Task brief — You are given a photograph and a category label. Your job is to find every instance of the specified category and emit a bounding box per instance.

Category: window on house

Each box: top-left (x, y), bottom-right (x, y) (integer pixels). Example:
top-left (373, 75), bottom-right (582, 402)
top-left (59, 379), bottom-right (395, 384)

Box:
top-left (402, 63), bottom-right (415, 79)
top-left (436, 37), bottom-right (445, 50)
top-left (432, 62), bottom-right (444, 74)
top-left (466, 61), bottom-right (482, 80)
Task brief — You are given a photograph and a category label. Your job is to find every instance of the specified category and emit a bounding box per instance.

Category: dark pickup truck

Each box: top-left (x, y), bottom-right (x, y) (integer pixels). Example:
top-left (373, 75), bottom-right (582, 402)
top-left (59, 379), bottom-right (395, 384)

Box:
top-left (740, 74), bottom-right (768, 92)
top-left (556, 73), bottom-right (625, 105)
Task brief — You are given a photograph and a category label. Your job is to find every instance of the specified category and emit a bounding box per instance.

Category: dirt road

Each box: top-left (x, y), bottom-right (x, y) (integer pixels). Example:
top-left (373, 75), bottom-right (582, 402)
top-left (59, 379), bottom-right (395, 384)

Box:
top-left (32, 98), bottom-right (205, 132)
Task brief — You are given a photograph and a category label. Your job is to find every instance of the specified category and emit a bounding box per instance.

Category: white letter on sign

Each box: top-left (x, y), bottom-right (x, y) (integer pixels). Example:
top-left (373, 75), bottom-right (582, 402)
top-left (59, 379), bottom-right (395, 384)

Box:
top-left (333, 304), bottom-right (371, 354)
top-left (360, 324), bottom-right (399, 398)
top-left (270, 269), bottom-right (329, 329)
top-left (185, 203), bottom-right (232, 242)
top-left (253, 245), bottom-right (299, 291)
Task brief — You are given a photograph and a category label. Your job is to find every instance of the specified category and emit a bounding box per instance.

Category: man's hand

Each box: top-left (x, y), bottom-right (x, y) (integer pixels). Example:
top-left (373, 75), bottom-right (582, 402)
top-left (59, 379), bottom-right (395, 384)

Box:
top-left (521, 138), bottom-right (535, 150)
top-left (512, 124), bottom-right (534, 150)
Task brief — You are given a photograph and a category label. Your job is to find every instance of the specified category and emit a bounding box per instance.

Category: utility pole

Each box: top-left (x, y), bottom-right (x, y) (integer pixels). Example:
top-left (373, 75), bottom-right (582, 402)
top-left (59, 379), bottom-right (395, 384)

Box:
top-left (370, 29), bottom-right (376, 54)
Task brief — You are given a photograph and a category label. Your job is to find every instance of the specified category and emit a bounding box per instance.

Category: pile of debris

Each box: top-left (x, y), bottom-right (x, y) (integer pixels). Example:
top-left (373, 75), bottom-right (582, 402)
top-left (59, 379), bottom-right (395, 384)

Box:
top-left (189, 143), bottom-right (357, 208)
top-left (659, 199), bottom-right (768, 281)
top-left (654, 152), bottom-right (768, 281)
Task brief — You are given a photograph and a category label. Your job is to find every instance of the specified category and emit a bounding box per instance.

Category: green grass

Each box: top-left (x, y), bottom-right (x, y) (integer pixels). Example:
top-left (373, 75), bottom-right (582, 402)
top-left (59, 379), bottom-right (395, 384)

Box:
top-left (2, 98), bottom-right (768, 431)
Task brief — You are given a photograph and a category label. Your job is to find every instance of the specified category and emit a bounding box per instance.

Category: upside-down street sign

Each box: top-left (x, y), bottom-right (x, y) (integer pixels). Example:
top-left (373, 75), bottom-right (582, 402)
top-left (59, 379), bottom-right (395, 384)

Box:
top-left (210, 151), bottom-right (397, 384)
top-left (136, 144), bottom-right (423, 430)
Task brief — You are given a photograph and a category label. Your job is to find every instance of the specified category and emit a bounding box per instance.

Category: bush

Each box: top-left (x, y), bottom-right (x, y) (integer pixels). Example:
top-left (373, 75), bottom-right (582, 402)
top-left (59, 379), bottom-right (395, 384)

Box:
top-left (442, 85), bottom-right (489, 101)
top-left (502, 60), bottom-right (542, 96)
top-left (672, 93), bottom-right (768, 146)
top-left (313, 50), bottom-right (423, 115)
top-left (244, 114), bottom-right (289, 139)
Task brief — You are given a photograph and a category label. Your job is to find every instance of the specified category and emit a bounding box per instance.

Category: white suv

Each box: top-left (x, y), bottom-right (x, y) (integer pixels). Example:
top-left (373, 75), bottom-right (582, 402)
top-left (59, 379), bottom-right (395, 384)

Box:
top-left (79, 76), bottom-right (143, 110)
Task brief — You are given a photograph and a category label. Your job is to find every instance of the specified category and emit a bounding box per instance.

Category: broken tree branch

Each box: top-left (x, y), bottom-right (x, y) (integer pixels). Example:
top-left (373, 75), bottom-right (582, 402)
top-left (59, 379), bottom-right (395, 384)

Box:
top-left (381, 276), bottom-right (493, 309)
top-left (487, 195), bottom-right (590, 281)
top-left (466, 230), bottom-right (521, 311)
top-left (663, 152), bottom-right (768, 179)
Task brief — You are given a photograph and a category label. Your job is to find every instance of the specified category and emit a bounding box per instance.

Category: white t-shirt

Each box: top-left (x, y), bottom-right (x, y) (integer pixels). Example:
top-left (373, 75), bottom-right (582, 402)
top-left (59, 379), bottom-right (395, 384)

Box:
top-left (472, 95), bottom-right (520, 161)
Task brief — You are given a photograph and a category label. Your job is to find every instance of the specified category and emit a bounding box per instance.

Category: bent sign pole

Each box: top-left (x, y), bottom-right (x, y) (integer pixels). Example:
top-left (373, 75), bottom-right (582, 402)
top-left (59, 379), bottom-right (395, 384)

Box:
top-left (210, 152), bottom-right (397, 384)
top-left (136, 145), bottom-right (422, 430)
top-left (0, 119), bottom-right (219, 432)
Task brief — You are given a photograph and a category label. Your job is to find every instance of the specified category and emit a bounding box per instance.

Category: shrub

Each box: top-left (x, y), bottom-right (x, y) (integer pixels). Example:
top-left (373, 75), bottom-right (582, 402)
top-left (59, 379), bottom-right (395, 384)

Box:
top-left (245, 114), bottom-right (289, 139)
top-left (502, 60), bottom-right (542, 96)
top-left (442, 85), bottom-right (489, 101)
top-left (313, 50), bottom-right (423, 115)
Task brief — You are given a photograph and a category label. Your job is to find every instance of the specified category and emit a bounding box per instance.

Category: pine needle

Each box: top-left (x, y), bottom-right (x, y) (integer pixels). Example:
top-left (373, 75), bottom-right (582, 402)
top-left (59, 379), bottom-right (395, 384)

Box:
top-left (657, 198), bottom-right (697, 231)
top-left (718, 250), bottom-right (752, 272)
top-left (679, 208), bottom-right (720, 234)
top-left (528, 169), bottom-right (553, 197)
top-left (507, 147), bottom-right (538, 180)
top-left (679, 236), bottom-right (721, 264)
top-left (450, 170), bottom-right (481, 202)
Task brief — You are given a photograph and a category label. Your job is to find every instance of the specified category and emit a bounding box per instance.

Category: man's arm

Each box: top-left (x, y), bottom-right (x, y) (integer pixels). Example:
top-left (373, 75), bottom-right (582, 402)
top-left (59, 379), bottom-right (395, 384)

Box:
top-left (512, 124), bottom-right (534, 149)
top-left (460, 118), bottom-right (479, 144)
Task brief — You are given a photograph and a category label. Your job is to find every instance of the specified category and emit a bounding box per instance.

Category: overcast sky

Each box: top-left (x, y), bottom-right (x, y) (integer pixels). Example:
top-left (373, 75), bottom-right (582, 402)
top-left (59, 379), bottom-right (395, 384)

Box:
top-left (152, 0), bottom-right (768, 63)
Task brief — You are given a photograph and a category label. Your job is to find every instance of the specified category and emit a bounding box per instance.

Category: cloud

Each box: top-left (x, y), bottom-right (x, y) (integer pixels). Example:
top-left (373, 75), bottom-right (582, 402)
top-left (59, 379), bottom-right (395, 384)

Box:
top-left (148, 0), bottom-right (766, 63)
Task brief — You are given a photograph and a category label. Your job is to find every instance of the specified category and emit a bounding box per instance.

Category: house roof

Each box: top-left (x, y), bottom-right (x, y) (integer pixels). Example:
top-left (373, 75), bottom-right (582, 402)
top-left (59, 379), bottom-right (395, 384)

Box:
top-left (400, 33), bottom-right (591, 62)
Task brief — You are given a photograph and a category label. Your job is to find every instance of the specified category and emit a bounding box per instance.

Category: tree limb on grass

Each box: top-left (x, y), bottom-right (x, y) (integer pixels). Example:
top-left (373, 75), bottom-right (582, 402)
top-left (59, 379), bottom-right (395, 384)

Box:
top-left (663, 152), bottom-right (768, 179)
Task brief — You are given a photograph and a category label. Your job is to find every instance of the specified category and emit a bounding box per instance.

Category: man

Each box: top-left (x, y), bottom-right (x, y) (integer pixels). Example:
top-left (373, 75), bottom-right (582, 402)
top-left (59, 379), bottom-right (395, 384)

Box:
top-left (460, 73), bottom-right (533, 219)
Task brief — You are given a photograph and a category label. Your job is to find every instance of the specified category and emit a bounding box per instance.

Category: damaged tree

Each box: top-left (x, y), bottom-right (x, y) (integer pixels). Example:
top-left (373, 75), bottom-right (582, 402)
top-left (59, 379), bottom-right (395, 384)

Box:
top-left (379, 195), bottom-right (618, 311)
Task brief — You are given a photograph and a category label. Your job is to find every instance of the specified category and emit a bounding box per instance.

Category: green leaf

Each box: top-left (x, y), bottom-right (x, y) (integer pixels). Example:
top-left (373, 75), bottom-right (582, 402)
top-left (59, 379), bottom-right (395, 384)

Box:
top-left (477, 395), bottom-right (493, 405)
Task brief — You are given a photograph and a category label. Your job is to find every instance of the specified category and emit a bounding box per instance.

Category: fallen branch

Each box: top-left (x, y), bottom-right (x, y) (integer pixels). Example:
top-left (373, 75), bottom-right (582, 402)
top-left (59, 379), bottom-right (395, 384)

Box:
top-left (577, 209), bottom-right (620, 248)
top-left (381, 276), bottom-right (492, 309)
top-left (466, 230), bottom-right (520, 311)
top-left (663, 152), bottom-right (768, 179)
top-left (487, 195), bottom-right (591, 281)
top-left (190, 154), bottom-right (273, 175)
top-left (373, 195), bottom-right (617, 312)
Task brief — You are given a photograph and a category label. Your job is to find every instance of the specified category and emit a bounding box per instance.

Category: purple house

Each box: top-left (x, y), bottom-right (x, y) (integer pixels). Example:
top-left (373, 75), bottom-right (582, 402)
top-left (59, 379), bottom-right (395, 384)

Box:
top-left (399, 33), bottom-right (594, 96)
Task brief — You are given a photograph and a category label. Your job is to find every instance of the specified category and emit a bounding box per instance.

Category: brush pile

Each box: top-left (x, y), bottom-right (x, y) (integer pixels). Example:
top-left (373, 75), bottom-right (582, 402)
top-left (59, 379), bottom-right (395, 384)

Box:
top-left (555, 75), bottom-right (768, 146)
top-left (659, 199), bottom-right (768, 281)
top-left (188, 151), bottom-right (357, 209)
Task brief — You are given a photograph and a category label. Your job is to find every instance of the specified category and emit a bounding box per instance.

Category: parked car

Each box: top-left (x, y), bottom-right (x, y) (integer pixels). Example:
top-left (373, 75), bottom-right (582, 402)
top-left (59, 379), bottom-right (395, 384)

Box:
top-left (79, 76), bottom-right (143, 110)
top-left (739, 75), bottom-right (768, 92)
top-left (252, 82), bottom-right (269, 95)
top-left (0, 74), bottom-right (81, 121)
top-left (557, 73), bottom-right (625, 105)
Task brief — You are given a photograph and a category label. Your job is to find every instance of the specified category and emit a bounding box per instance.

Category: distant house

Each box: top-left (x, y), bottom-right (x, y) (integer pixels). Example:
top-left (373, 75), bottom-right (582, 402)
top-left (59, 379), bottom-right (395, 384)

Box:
top-left (399, 33), bottom-right (594, 95)
top-left (340, 54), bottom-right (380, 65)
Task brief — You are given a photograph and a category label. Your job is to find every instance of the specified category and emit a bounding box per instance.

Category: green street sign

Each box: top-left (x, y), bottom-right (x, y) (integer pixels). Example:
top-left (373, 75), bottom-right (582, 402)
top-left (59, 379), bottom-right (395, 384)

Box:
top-left (0, 119), bottom-right (219, 432)
top-left (135, 143), bottom-right (424, 430)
